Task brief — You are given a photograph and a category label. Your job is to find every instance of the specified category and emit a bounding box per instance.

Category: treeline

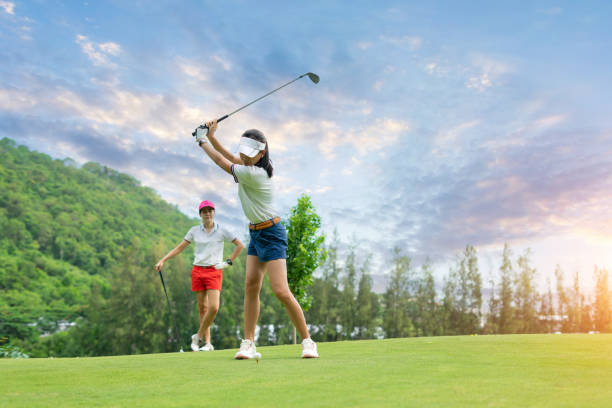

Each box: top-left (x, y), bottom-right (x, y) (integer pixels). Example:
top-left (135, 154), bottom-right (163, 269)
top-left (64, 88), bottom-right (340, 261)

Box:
top-left (306, 241), bottom-right (612, 341)
top-left (29, 237), bottom-right (610, 358)
top-left (1, 139), bottom-right (611, 358)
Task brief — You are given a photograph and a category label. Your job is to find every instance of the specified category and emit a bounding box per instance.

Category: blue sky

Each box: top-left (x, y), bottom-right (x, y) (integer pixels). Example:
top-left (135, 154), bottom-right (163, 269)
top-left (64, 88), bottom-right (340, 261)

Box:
top-left (1, 1), bottom-right (611, 291)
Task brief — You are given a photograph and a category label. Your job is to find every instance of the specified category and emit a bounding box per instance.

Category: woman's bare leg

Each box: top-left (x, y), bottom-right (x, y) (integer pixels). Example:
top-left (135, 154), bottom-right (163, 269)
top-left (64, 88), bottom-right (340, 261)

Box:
top-left (244, 255), bottom-right (266, 341)
top-left (198, 289), bottom-right (220, 342)
top-left (266, 258), bottom-right (310, 340)
top-left (196, 291), bottom-right (210, 341)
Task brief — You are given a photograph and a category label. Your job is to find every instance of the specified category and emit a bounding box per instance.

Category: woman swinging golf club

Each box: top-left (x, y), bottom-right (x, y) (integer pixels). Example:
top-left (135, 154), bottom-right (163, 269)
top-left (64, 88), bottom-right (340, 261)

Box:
top-left (195, 119), bottom-right (319, 359)
top-left (155, 200), bottom-right (244, 352)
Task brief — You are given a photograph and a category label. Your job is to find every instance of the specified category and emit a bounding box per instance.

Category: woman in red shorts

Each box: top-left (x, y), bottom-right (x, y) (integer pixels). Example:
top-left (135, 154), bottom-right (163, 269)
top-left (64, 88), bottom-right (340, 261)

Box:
top-left (155, 200), bottom-right (244, 351)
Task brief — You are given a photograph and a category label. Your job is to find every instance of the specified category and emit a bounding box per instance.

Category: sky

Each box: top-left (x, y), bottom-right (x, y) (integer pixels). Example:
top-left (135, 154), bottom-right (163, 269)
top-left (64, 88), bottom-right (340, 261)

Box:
top-left (1, 1), bottom-right (611, 293)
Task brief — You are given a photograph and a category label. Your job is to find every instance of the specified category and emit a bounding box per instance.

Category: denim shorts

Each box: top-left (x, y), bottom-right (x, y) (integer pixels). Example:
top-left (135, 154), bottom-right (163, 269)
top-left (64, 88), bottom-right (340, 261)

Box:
top-left (247, 221), bottom-right (287, 262)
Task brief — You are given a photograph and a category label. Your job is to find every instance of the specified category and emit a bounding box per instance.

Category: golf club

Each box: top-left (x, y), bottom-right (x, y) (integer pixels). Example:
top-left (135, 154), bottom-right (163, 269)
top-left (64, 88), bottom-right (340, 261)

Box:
top-left (158, 269), bottom-right (184, 353)
top-left (192, 72), bottom-right (319, 137)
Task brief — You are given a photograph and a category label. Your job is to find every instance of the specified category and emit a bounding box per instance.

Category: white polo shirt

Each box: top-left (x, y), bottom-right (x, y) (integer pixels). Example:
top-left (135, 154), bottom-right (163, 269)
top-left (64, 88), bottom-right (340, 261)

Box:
top-left (184, 223), bottom-right (236, 266)
top-left (231, 164), bottom-right (277, 224)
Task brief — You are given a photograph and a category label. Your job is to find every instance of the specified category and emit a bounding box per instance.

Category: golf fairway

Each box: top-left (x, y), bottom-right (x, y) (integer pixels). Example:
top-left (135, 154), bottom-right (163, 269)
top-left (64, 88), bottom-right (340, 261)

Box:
top-left (1, 334), bottom-right (611, 407)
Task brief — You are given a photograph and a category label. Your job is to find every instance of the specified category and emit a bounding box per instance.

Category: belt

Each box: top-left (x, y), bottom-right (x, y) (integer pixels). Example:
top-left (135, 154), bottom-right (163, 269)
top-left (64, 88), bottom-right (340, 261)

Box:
top-left (249, 216), bottom-right (281, 231)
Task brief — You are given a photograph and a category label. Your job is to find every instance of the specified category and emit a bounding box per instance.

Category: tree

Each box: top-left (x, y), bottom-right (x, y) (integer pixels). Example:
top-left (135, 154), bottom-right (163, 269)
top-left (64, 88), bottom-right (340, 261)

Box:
top-left (106, 239), bottom-right (170, 355)
top-left (514, 250), bottom-right (538, 333)
top-left (498, 243), bottom-right (515, 333)
top-left (305, 230), bottom-right (342, 342)
top-left (593, 267), bottom-right (611, 332)
top-left (382, 248), bottom-right (413, 338)
top-left (538, 278), bottom-right (555, 333)
top-left (284, 194), bottom-right (326, 342)
top-left (340, 244), bottom-right (358, 339)
top-left (567, 271), bottom-right (582, 332)
top-left (555, 265), bottom-right (569, 332)
top-left (484, 276), bottom-right (500, 334)
top-left (355, 257), bottom-right (380, 339)
top-left (443, 245), bottom-right (482, 334)
top-left (415, 260), bottom-right (441, 336)
top-left (284, 194), bottom-right (326, 310)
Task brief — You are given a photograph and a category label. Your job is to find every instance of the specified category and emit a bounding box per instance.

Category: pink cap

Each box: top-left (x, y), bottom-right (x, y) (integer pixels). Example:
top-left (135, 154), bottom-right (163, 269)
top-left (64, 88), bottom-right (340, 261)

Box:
top-left (198, 200), bottom-right (215, 211)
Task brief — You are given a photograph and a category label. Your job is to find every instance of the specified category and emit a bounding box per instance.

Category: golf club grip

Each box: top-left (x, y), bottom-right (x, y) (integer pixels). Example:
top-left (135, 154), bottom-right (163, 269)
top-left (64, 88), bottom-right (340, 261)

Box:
top-left (217, 114), bottom-right (229, 123)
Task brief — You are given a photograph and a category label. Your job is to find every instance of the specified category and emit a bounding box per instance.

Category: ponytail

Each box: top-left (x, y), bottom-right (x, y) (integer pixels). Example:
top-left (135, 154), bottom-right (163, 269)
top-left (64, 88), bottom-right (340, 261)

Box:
top-left (256, 143), bottom-right (273, 178)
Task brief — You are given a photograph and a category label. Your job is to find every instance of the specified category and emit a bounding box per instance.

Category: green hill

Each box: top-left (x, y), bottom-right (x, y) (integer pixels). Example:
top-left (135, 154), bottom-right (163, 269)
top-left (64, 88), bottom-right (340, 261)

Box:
top-left (0, 138), bottom-right (197, 351)
top-left (1, 334), bottom-right (611, 407)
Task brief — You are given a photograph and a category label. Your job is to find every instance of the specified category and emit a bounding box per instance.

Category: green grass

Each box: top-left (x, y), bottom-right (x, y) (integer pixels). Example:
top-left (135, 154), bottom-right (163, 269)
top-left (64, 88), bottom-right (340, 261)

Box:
top-left (1, 334), bottom-right (611, 407)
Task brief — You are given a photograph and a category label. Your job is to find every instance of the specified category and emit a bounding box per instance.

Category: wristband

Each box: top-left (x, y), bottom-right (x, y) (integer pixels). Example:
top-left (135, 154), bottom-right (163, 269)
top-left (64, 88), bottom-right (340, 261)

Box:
top-left (226, 258), bottom-right (232, 265)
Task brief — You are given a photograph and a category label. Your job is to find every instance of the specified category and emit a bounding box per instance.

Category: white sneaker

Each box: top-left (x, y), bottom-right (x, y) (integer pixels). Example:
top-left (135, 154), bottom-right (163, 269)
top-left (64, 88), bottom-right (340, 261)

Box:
top-left (199, 343), bottom-right (214, 352)
top-left (191, 333), bottom-right (201, 352)
top-left (234, 339), bottom-right (261, 360)
top-left (301, 338), bottom-right (319, 358)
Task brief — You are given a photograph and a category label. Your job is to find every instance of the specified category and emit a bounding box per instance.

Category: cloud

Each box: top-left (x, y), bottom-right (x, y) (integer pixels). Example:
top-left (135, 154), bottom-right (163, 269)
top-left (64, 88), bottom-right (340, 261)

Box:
top-left (213, 55), bottom-right (232, 71)
top-left (0, 1), bottom-right (14, 14)
top-left (177, 54), bottom-right (231, 82)
top-left (433, 120), bottom-right (480, 147)
top-left (374, 116), bottom-right (612, 259)
top-left (0, 87), bottom-right (37, 110)
top-left (465, 54), bottom-right (513, 92)
top-left (75, 34), bottom-right (121, 67)
top-left (0, 69), bottom-right (210, 149)
top-left (317, 117), bottom-right (411, 158)
top-left (179, 61), bottom-right (208, 80)
top-left (534, 115), bottom-right (565, 129)
top-left (379, 35), bottom-right (422, 51)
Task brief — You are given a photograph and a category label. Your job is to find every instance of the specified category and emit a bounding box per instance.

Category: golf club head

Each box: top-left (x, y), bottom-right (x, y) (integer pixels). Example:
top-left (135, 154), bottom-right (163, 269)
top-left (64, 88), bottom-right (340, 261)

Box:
top-left (306, 72), bottom-right (320, 84)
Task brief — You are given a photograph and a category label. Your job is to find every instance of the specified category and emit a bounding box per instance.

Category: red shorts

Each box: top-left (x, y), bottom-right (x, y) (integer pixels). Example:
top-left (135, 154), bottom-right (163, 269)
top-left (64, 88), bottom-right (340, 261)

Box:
top-left (191, 265), bottom-right (222, 291)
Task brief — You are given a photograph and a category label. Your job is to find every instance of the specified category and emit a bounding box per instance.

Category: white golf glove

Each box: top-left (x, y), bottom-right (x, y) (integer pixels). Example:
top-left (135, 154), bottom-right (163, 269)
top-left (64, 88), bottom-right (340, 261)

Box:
top-left (194, 126), bottom-right (209, 144)
top-left (214, 261), bottom-right (230, 270)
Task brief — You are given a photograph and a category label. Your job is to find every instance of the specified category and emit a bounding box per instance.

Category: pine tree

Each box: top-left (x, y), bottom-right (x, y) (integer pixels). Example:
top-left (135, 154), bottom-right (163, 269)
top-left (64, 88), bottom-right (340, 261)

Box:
top-left (415, 260), bottom-right (440, 336)
top-left (340, 244), bottom-right (358, 339)
top-left (484, 276), bottom-right (500, 334)
top-left (355, 257), bottom-right (380, 339)
top-left (514, 250), bottom-right (538, 333)
top-left (555, 265), bottom-right (569, 332)
top-left (306, 231), bottom-right (342, 341)
top-left (382, 248), bottom-right (413, 338)
top-left (538, 278), bottom-right (555, 333)
top-left (444, 245), bottom-right (482, 334)
top-left (498, 243), bottom-right (515, 333)
top-left (593, 267), bottom-right (611, 332)
top-left (567, 271), bottom-right (582, 332)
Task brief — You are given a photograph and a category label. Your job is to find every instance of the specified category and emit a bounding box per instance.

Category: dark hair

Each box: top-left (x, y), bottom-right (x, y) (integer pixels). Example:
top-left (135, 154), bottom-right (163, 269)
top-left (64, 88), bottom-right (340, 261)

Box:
top-left (242, 129), bottom-right (273, 178)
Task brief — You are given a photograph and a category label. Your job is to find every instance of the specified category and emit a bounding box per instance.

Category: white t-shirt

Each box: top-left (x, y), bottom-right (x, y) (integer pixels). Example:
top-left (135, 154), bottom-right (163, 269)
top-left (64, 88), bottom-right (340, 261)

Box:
top-left (184, 223), bottom-right (236, 266)
top-left (231, 164), bottom-right (277, 224)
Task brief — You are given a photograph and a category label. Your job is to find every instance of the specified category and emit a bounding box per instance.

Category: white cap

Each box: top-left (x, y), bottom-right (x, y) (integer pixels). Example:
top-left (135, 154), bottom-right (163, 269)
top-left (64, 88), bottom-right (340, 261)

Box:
top-left (238, 137), bottom-right (266, 157)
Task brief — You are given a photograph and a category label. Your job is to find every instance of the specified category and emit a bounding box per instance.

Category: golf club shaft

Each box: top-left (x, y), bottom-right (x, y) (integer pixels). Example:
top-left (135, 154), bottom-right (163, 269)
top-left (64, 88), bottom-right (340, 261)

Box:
top-left (195, 73), bottom-right (318, 134)
top-left (218, 74), bottom-right (310, 122)
top-left (158, 269), bottom-right (182, 351)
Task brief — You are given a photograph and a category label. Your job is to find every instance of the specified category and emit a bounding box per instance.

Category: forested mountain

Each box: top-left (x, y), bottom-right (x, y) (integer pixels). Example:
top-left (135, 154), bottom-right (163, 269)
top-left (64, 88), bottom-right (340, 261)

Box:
top-left (0, 138), bottom-right (196, 352)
